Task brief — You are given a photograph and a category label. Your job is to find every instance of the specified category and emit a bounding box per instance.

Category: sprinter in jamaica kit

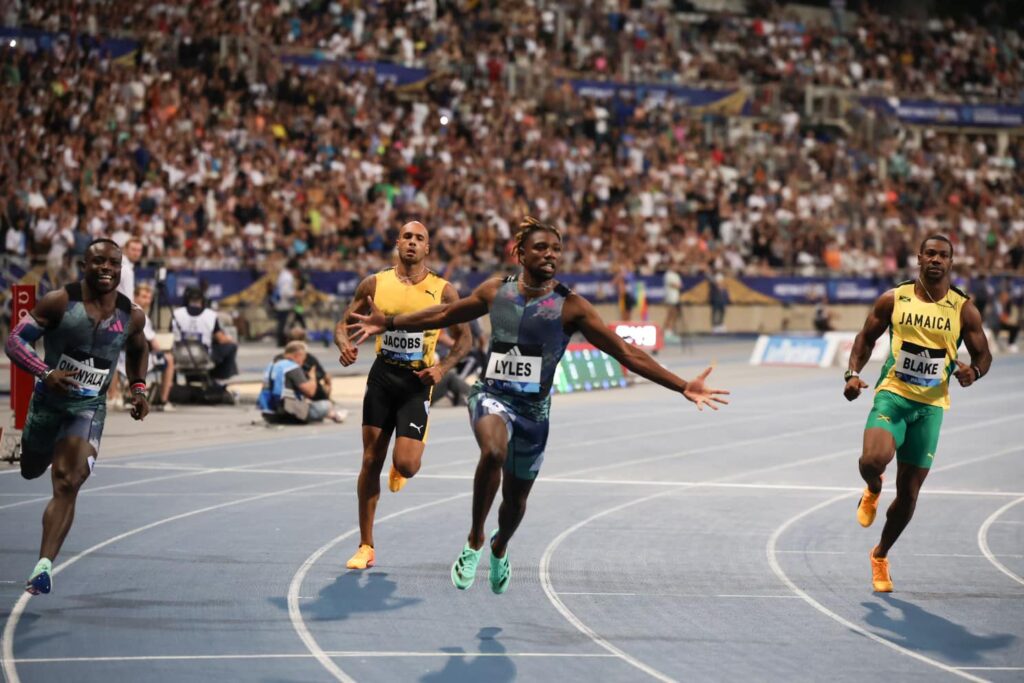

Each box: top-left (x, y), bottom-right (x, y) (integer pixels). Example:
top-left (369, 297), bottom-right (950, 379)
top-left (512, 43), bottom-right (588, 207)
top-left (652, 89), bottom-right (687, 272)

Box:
top-left (349, 217), bottom-right (729, 594)
top-left (844, 234), bottom-right (992, 592)
top-left (5, 239), bottom-right (150, 595)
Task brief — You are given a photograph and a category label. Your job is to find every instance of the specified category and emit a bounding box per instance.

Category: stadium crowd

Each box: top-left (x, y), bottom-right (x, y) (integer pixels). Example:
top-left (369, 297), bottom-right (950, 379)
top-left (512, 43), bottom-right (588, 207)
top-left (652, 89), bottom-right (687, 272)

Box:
top-left (1, 1), bottom-right (1023, 286)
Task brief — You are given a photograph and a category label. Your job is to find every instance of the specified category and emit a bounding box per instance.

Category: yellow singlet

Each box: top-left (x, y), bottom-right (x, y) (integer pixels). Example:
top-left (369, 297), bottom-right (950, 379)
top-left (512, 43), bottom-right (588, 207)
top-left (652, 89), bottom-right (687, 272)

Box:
top-left (875, 281), bottom-right (969, 410)
top-left (372, 267), bottom-right (448, 370)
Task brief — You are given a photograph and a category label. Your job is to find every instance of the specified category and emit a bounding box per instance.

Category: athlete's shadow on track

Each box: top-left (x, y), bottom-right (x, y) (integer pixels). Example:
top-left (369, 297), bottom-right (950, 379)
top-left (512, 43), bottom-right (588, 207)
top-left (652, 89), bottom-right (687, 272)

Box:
top-left (273, 571), bottom-right (421, 622)
top-left (862, 596), bottom-right (1016, 663)
top-left (421, 626), bottom-right (516, 683)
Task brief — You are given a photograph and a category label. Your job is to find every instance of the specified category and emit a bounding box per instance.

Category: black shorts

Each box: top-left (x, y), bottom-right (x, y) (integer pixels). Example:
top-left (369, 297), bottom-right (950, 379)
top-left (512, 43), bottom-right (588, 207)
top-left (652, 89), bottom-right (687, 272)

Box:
top-left (363, 358), bottom-right (432, 441)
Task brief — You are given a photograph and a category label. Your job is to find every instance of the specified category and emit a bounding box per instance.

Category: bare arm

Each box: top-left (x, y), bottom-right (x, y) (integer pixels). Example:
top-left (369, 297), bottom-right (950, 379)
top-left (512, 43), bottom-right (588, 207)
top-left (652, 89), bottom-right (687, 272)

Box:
top-left (125, 308), bottom-right (150, 385)
top-left (334, 275), bottom-right (376, 366)
top-left (952, 299), bottom-right (992, 388)
top-left (348, 278), bottom-right (500, 343)
top-left (295, 375), bottom-right (318, 399)
top-left (565, 293), bottom-right (728, 410)
top-left (436, 284), bottom-right (472, 374)
top-left (125, 307), bottom-right (150, 420)
top-left (848, 290), bottom-right (893, 375)
top-left (844, 290), bottom-right (893, 401)
top-left (393, 279), bottom-right (495, 332)
top-left (5, 289), bottom-right (82, 394)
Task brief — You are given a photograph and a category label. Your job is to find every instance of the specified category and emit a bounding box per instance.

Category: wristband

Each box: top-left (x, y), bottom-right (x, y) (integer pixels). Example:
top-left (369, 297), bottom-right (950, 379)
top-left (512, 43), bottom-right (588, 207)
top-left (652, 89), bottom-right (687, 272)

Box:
top-left (971, 366), bottom-right (982, 381)
top-left (130, 382), bottom-right (147, 395)
top-left (39, 368), bottom-right (54, 382)
top-left (385, 315), bottom-right (396, 331)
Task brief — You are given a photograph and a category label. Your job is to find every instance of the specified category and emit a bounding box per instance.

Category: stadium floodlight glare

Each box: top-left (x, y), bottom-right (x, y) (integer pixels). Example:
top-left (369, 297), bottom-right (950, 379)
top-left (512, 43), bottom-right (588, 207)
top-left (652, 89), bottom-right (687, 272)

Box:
top-left (440, 115), bottom-right (449, 126)
top-left (9, 40), bottom-right (16, 48)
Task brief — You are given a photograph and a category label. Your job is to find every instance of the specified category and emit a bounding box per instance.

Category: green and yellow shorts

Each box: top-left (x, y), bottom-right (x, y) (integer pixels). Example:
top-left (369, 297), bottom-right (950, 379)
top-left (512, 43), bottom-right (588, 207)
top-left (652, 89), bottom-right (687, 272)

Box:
top-left (865, 390), bottom-right (944, 469)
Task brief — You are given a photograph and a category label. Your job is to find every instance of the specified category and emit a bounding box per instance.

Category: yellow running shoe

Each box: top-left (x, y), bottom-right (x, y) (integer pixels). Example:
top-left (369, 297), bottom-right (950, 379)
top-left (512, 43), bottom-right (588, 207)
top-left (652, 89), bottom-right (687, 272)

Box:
top-left (388, 465), bottom-right (407, 493)
top-left (346, 544), bottom-right (375, 570)
top-left (857, 477), bottom-right (883, 527)
top-left (870, 547), bottom-right (893, 592)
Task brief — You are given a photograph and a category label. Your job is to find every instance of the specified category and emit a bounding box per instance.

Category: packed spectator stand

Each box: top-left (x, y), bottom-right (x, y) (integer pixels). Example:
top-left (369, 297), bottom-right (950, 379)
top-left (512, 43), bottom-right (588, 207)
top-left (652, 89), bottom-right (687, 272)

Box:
top-left (1, 0), bottom-right (1023, 310)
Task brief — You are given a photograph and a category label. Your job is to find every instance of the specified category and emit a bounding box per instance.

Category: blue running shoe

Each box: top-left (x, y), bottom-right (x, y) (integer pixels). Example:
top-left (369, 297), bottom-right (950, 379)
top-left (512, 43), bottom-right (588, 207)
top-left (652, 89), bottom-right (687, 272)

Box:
top-left (489, 530), bottom-right (510, 595)
top-left (26, 558), bottom-right (52, 595)
top-left (451, 543), bottom-right (483, 590)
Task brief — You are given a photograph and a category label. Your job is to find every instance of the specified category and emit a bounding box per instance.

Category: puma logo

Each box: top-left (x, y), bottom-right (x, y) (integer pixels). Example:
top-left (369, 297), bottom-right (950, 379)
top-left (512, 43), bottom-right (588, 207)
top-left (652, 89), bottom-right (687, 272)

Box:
top-left (425, 290), bottom-right (437, 300)
top-left (409, 422), bottom-right (424, 435)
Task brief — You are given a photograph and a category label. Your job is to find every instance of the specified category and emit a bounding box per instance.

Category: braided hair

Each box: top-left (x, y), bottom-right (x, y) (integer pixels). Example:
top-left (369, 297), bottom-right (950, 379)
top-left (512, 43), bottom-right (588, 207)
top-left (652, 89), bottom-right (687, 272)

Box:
top-left (513, 216), bottom-right (561, 258)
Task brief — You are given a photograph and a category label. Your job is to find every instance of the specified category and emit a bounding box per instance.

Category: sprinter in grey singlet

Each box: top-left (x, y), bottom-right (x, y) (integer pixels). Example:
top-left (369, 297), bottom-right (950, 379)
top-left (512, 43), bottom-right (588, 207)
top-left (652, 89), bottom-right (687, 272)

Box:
top-left (349, 217), bottom-right (730, 594)
top-left (5, 239), bottom-right (150, 595)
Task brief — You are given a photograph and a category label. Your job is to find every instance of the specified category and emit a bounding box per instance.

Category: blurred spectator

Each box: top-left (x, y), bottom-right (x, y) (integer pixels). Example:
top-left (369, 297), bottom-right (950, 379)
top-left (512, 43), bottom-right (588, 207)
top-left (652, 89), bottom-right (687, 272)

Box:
top-left (286, 327), bottom-right (332, 402)
top-left (709, 272), bottom-right (730, 333)
top-left (662, 267), bottom-right (684, 340)
top-left (134, 283), bottom-right (176, 410)
top-left (813, 294), bottom-right (835, 334)
top-left (171, 286), bottom-right (238, 381)
top-left (0, 0), bottom-right (1021, 294)
top-left (258, 340), bottom-right (346, 424)
top-left (994, 286), bottom-right (1020, 352)
top-left (117, 237), bottom-right (143, 299)
top-left (273, 259), bottom-right (300, 347)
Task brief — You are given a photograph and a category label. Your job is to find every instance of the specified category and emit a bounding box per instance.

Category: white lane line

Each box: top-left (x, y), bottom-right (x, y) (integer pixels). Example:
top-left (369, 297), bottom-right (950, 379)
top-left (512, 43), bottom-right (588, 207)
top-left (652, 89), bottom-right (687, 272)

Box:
top-left (977, 496), bottom-right (1024, 587)
top-left (14, 651), bottom-right (619, 664)
top-left (539, 486), bottom-right (682, 683)
top-left (6, 480), bottom-right (1023, 500)
top-left (286, 492), bottom-right (471, 683)
top-left (0, 374), bottom-right (1015, 476)
top-left (557, 592), bottom-right (801, 599)
top-left (777, 550), bottom-right (1024, 560)
top-left (546, 394), bottom-right (1024, 481)
top-left (0, 379), bottom-right (832, 477)
top-left (763, 441), bottom-right (1024, 683)
top-left (0, 469), bottom-right (213, 512)
top-left (547, 419), bottom-right (865, 480)
top-left (0, 444), bottom-right (370, 512)
top-left (1, 477), bottom-right (345, 683)
top-left (537, 413), bottom-right (1024, 682)
top-left (766, 493), bottom-right (987, 683)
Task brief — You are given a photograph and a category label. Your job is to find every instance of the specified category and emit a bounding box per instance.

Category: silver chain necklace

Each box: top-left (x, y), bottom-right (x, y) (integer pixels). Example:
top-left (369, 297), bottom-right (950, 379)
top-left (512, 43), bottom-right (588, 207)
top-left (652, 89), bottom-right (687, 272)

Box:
top-left (917, 277), bottom-right (942, 305)
top-left (519, 279), bottom-right (553, 294)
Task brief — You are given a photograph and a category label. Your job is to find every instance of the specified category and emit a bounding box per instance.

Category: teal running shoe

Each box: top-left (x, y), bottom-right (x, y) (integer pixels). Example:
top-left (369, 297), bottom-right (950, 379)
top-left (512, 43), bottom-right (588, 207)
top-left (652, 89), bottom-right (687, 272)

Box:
top-left (26, 558), bottom-right (52, 595)
top-left (488, 529), bottom-right (510, 595)
top-left (451, 543), bottom-right (483, 590)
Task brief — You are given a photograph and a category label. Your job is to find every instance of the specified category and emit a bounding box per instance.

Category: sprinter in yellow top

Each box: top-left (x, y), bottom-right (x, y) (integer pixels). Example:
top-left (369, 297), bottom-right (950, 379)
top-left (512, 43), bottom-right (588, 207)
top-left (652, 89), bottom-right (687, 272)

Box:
top-left (335, 221), bottom-right (471, 570)
top-left (843, 234), bottom-right (992, 593)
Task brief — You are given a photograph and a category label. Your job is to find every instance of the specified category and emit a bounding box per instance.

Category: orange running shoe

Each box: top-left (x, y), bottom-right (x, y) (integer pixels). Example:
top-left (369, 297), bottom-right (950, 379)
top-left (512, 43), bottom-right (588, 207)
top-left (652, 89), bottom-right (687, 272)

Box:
top-left (870, 547), bottom-right (893, 592)
top-left (857, 477), bottom-right (883, 527)
top-left (346, 544), bottom-right (375, 570)
top-left (388, 464), bottom-right (407, 493)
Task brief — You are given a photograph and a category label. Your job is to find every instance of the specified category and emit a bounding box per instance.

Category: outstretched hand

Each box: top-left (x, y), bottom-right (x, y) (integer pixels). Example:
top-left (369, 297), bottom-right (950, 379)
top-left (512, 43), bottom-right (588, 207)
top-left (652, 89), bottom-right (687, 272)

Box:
top-left (682, 366), bottom-right (730, 411)
top-left (347, 298), bottom-right (386, 345)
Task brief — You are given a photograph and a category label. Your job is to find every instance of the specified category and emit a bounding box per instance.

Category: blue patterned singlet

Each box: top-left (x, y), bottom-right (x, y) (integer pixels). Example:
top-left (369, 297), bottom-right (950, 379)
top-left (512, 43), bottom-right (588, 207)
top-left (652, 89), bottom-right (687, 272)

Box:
top-left (38, 283), bottom-right (135, 406)
top-left (476, 276), bottom-right (573, 420)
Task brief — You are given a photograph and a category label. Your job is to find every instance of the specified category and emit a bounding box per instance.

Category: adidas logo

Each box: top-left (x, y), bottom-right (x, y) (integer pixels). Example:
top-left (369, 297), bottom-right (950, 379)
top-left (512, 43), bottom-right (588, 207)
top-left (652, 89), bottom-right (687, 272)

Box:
top-left (505, 346), bottom-right (521, 357)
top-left (80, 357), bottom-right (95, 367)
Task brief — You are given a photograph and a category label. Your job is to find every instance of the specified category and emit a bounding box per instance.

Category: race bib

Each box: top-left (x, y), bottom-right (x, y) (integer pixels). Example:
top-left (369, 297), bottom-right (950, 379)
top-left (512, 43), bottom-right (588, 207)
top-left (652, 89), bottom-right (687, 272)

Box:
top-left (894, 341), bottom-right (946, 387)
top-left (484, 342), bottom-right (543, 394)
top-left (380, 330), bottom-right (425, 362)
top-left (56, 352), bottom-right (112, 398)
